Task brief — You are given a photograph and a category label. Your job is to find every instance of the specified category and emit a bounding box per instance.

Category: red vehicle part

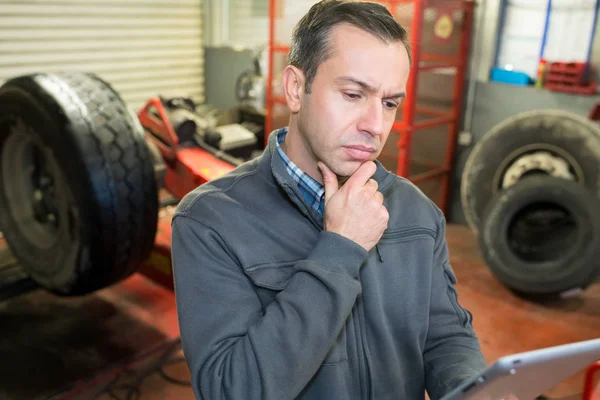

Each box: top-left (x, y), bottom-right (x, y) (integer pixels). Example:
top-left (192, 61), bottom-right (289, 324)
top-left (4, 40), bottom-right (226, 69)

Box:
top-left (584, 361), bottom-right (600, 400)
top-left (136, 97), bottom-right (236, 289)
top-left (137, 97), bottom-right (236, 199)
top-left (138, 97), bottom-right (180, 162)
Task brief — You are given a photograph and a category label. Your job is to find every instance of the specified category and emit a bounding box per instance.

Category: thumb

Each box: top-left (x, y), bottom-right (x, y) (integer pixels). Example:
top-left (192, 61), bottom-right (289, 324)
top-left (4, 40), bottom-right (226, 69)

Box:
top-left (318, 161), bottom-right (338, 204)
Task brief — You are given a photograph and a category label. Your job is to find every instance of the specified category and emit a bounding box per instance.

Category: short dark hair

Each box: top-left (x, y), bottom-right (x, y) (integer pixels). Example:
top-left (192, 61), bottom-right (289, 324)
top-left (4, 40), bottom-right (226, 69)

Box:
top-left (288, 0), bottom-right (412, 93)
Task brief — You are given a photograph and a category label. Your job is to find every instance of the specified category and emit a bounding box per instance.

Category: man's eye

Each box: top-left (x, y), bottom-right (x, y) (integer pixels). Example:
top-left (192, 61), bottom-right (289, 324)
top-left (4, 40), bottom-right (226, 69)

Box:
top-left (384, 101), bottom-right (399, 110)
top-left (344, 92), bottom-right (361, 100)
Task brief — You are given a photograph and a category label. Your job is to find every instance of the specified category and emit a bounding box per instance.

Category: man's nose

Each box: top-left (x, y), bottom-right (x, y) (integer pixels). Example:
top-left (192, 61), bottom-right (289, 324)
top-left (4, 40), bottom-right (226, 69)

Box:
top-left (357, 99), bottom-right (384, 138)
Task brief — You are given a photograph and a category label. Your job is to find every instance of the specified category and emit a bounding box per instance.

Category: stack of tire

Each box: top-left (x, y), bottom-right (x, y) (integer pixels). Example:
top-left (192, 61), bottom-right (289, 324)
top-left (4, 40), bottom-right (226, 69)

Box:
top-left (461, 110), bottom-right (600, 298)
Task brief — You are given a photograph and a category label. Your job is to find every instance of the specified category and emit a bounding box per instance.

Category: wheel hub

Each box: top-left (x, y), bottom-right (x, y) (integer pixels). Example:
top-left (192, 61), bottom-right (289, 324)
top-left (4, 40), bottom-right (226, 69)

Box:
top-left (1, 120), bottom-right (67, 249)
top-left (501, 151), bottom-right (575, 189)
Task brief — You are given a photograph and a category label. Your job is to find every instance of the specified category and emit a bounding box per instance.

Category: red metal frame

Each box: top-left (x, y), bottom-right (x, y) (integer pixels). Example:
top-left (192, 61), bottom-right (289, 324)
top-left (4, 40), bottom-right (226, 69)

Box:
top-left (138, 98), bottom-right (180, 162)
top-left (264, 0), bottom-right (475, 212)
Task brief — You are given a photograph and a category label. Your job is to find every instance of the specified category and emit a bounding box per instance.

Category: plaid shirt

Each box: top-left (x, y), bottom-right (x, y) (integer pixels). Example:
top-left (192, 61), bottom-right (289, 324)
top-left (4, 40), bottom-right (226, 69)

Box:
top-left (276, 128), bottom-right (325, 222)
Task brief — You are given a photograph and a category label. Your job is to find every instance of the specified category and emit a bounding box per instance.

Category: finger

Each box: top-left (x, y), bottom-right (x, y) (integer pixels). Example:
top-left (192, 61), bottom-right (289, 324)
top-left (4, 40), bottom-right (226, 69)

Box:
top-left (346, 161), bottom-right (377, 188)
top-left (365, 179), bottom-right (378, 194)
top-left (373, 191), bottom-right (384, 204)
top-left (318, 161), bottom-right (339, 204)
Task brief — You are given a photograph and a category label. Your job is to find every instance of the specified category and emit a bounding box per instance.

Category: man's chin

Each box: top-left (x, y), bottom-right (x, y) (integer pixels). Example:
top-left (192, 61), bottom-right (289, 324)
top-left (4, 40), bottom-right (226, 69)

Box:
top-left (334, 160), bottom-right (370, 183)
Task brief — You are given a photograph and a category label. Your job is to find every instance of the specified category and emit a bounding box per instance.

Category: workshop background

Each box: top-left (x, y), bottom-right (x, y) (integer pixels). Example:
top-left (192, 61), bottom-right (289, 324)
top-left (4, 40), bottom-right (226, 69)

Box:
top-left (1, 0), bottom-right (600, 399)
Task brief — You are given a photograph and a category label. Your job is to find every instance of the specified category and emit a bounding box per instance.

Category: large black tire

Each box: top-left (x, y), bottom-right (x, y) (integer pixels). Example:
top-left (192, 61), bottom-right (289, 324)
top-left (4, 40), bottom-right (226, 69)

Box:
top-left (0, 72), bottom-right (159, 295)
top-left (461, 109), bottom-right (600, 234)
top-left (479, 176), bottom-right (600, 296)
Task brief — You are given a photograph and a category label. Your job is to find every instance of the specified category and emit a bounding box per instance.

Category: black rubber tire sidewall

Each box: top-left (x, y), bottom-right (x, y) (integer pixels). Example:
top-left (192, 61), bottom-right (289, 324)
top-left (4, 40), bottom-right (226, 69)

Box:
top-left (461, 109), bottom-right (600, 234)
top-left (0, 78), bottom-right (92, 289)
top-left (479, 176), bottom-right (600, 295)
top-left (0, 73), bottom-right (159, 295)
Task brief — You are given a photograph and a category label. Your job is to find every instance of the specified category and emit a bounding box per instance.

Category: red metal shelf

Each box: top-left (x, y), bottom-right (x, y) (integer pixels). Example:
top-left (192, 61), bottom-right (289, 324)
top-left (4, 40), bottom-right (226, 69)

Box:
top-left (411, 167), bottom-right (450, 183)
top-left (272, 45), bottom-right (290, 53)
top-left (545, 81), bottom-right (597, 95)
top-left (421, 53), bottom-right (460, 63)
top-left (394, 0), bottom-right (474, 212)
top-left (416, 107), bottom-right (448, 117)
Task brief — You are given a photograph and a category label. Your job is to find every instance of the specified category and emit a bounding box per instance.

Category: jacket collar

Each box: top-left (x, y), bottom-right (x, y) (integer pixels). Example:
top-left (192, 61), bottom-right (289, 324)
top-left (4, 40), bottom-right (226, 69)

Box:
top-left (258, 128), bottom-right (396, 227)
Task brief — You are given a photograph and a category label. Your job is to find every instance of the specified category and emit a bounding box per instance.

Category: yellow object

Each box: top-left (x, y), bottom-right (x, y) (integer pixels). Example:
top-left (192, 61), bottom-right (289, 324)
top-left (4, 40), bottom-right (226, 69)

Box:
top-left (434, 15), bottom-right (454, 40)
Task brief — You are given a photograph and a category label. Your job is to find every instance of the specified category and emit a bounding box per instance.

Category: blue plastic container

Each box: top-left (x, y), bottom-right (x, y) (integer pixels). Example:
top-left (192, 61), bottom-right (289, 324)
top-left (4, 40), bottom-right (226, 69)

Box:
top-left (490, 68), bottom-right (532, 86)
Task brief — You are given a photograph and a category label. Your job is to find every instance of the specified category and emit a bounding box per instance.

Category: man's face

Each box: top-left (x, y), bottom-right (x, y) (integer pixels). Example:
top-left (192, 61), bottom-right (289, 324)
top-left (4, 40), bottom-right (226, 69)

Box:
top-left (297, 23), bottom-right (411, 178)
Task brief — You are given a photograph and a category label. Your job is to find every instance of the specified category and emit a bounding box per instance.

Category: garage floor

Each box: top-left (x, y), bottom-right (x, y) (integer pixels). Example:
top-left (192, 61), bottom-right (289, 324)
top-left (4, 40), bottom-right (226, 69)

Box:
top-left (0, 224), bottom-right (599, 400)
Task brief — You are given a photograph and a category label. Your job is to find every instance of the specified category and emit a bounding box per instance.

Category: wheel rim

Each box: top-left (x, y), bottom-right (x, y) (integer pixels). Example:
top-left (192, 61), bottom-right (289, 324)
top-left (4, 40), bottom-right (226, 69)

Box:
top-left (500, 151), bottom-right (575, 189)
top-left (492, 143), bottom-right (585, 194)
top-left (1, 119), bottom-right (76, 250)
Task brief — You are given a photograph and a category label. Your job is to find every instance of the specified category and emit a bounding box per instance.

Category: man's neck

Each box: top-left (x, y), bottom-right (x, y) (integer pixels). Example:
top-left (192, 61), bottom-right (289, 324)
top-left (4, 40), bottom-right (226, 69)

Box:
top-left (281, 125), bottom-right (324, 185)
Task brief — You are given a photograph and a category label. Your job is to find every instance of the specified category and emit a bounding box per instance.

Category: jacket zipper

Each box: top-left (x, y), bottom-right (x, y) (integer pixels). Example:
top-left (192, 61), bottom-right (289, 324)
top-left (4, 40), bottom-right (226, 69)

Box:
top-left (358, 297), bottom-right (373, 399)
top-left (380, 227), bottom-right (435, 241)
top-left (352, 304), bottom-right (368, 399)
top-left (375, 244), bottom-right (383, 262)
top-left (353, 270), bottom-right (373, 399)
top-left (376, 227), bottom-right (436, 262)
top-left (360, 226), bottom-right (437, 396)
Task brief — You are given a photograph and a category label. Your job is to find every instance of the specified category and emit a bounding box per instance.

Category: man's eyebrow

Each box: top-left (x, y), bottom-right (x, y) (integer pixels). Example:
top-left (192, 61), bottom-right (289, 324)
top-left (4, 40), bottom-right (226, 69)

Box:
top-left (387, 92), bottom-right (406, 100)
top-left (334, 76), bottom-right (406, 99)
top-left (334, 76), bottom-right (376, 92)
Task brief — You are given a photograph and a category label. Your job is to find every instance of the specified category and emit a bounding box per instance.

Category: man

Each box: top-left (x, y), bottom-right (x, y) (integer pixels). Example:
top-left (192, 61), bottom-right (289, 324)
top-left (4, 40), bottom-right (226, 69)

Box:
top-left (171, 1), bottom-right (486, 399)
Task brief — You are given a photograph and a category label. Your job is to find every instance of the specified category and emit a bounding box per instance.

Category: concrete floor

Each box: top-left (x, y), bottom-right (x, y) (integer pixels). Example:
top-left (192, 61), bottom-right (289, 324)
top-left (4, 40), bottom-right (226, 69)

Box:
top-left (0, 224), bottom-right (599, 400)
top-left (446, 225), bottom-right (600, 400)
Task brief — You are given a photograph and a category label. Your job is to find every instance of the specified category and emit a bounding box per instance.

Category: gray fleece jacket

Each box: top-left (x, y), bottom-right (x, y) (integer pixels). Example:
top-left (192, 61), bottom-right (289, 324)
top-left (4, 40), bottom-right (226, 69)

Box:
top-left (171, 130), bottom-right (486, 400)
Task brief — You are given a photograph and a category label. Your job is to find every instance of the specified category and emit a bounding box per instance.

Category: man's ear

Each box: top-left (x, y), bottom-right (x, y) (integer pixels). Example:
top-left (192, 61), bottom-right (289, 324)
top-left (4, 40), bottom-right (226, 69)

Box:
top-left (282, 65), bottom-right (305, 113)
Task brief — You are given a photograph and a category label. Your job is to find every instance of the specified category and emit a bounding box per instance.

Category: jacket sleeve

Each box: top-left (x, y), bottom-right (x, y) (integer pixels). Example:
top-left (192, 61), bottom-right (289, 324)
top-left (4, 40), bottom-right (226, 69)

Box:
top-left (423, 212), bottom-right (487, 400)
top-left (170, 214), bottom-right (367, 400)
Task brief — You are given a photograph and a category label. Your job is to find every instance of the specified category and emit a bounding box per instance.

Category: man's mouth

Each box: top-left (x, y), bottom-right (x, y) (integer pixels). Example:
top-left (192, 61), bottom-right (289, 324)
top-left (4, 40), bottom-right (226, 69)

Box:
top-left (343, 145), bottom-right (376, 161)
top-left (345, 145), bottom-right (376, 152)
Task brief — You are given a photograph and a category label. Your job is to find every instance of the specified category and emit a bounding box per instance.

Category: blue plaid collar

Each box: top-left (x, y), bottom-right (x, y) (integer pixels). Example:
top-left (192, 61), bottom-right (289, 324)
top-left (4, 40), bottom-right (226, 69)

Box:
top-left (275, 128), bottom-right (325, 219)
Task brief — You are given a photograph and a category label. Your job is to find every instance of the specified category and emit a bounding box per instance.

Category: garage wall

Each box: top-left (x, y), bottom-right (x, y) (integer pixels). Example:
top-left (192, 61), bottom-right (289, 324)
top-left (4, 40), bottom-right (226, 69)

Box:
top-left (224, 0), bottom-right (321, 49)
top-left (0, 0), bottom-right (205, 111)
top-left (229, 0), bottom-right (269, 48)
top-left (494, 0), bottom-right (599, 80)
